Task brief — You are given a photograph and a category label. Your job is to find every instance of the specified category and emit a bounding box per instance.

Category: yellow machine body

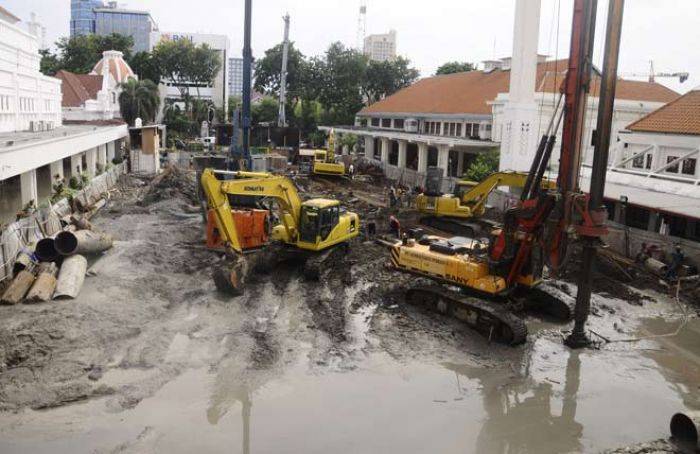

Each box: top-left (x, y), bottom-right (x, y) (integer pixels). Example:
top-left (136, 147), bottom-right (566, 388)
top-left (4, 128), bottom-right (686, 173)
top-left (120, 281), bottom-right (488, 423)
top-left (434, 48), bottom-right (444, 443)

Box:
top-left (416, 172), bottom-right (554, 220)
top-left (312, 129), bottom-right (346, 176)
top-left (201, 169), bottom-right (359, 254)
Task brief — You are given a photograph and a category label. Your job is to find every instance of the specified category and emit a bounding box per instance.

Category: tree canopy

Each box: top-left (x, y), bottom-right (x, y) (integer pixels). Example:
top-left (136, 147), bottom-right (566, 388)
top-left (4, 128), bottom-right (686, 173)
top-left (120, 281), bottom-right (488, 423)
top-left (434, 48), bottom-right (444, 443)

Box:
top-left (39, 34), bottom-right (135, 76)
top-left (254, 43), bottom-right (307, 103)
top-left (151, 39), bottom-right (221, 102)
top-left (464, 150), bottom-right (500, 182)
top-left (118, 79), bottom-right (160, 126)
top-left (436, 61), bottom-right (476, 75)
top-left (128, 51), bottom-right (162, 83)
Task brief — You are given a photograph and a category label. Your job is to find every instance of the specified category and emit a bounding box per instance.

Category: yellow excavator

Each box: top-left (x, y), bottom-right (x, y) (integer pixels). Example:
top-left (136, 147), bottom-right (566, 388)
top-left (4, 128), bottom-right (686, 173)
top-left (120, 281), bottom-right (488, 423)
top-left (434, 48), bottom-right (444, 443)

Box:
top-left (201, 168), bottom-right (360, 294)
top-left (312, 128), bottom-right (346, 176)
top-left (416, 171), bottom-right (555, 236)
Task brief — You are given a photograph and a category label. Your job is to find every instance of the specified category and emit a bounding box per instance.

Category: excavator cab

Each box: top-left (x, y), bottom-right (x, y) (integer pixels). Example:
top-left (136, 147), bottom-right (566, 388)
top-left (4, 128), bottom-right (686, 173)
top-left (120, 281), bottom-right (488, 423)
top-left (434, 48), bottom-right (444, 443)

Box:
top-left (298, 200), bottom-right (347, 246)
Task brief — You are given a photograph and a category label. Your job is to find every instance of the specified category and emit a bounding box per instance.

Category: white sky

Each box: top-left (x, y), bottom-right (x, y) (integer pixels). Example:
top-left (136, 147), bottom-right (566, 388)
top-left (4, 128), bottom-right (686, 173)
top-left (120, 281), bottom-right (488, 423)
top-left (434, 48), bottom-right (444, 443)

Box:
top-left (6, 0), bottom-right (700, 94)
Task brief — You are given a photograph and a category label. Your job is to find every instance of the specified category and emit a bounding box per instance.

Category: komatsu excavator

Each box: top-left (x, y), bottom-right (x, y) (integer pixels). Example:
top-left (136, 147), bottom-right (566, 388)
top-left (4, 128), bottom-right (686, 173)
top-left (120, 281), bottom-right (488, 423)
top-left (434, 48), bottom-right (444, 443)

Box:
top-left (387, 0), bottom-right (609, 345)
top-left (201, 168), bottom-right (360, 294)
top-left (416, 171), bottom-right (555, 236)
top-left (312, 129), bottom-right (346, 176)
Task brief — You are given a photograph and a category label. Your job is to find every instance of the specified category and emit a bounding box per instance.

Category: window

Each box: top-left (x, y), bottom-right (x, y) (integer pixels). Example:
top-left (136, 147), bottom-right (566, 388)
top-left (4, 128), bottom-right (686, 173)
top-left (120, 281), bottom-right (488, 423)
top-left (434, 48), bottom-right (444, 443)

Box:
top-left (456, 123), bottom-right (462, 136)
top-left (381, 118), bottom-right (391, 128)
top-left (394, 119), bottom-right (404, 129)
top-left (682, 158), bottom-right (697, 176)
top-left (666, 156), bottom-right (680, 173)
top-left (449, 123), bottom-right (456, 136)
top-left (591, 129), bottom-right (598, 147)
top-left (632, 154), bottom-right (644, 169)
top-left (371, 118), bottom-right (380, 127)
top-left (645, 154), bottom-right (653, 170)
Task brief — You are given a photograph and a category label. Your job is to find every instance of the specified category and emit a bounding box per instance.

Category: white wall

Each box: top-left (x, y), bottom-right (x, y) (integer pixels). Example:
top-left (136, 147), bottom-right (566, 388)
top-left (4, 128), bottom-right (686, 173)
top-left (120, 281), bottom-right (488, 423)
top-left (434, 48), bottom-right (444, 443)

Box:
top-left (0, 18), bottom-right (62, 133)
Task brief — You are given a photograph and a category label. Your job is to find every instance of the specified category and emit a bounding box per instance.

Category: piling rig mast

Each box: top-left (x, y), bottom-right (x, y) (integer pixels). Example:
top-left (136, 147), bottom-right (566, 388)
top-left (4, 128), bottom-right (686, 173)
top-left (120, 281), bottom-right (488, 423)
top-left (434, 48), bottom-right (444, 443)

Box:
top-left (388, 0), bottom-right (621, 346)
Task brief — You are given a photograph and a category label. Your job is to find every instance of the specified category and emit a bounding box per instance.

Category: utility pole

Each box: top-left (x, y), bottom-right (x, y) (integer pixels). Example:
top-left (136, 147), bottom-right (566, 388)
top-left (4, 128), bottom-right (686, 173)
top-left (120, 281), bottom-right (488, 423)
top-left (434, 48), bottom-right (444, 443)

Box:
top-left (566, 0), bottom-right (625, 348)
top-left (278, 13), bottom-right (290, 128)
top-left (241, 0), bottom-right (252, 169)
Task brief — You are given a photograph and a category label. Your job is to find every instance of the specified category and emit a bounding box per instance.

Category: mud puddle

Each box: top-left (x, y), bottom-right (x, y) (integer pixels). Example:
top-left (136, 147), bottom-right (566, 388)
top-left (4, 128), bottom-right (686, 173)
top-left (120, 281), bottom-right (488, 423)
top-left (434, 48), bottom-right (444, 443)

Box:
top-left (1, 320), bottom-right (698, 454)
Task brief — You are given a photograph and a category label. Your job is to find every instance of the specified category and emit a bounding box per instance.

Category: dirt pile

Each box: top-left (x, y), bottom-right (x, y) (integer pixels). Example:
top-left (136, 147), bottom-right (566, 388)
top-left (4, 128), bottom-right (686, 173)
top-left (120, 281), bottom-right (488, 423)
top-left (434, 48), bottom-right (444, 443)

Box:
top-left (603, 439), bottom-right (682, 453)
top-left (138, 165), bottom-right (199, 206)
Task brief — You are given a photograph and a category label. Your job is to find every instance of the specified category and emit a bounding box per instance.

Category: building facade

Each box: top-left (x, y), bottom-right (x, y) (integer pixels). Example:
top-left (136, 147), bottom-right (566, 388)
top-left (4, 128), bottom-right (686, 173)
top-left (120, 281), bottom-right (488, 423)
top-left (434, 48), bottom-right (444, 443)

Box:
top-left (0, 8), bottom-right (128, 224)
top-left (150, 32), bottom-right (230, 114)
top-left (363, 30), bottom-right (396, 62)
top-left (94, 5), bottom-right (158, 53)
top-left (324, 58), bottom-right (677, 195)
top-left (70, 0), bottom-right (103, 37)
top-left (0, 10), bottom-right (62, 133)
top-left (228, 57), bottom-right (244, 99)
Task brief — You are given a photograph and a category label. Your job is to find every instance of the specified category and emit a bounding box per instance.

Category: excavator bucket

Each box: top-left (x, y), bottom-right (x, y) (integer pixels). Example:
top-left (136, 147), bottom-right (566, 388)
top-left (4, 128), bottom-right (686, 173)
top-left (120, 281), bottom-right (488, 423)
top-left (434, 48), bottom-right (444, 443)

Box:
top-left (212, 256), bottom-right (249, 296)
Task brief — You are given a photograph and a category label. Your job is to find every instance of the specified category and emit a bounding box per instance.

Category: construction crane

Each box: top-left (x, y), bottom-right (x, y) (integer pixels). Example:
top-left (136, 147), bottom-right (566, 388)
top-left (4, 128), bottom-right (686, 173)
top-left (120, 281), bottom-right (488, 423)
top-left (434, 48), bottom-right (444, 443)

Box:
top-left (386, 0), bottom-right (621, 347)
top-left (624, 60), bottom-right (689, 84)
top-left (277, 13), bottom-right (290, 128)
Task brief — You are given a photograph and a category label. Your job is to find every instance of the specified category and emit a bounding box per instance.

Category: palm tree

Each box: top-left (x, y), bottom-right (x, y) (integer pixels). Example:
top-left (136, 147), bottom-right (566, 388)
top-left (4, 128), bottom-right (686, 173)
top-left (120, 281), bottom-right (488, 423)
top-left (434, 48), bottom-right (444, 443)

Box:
top-left (118, 79), bottom-right (160, 126)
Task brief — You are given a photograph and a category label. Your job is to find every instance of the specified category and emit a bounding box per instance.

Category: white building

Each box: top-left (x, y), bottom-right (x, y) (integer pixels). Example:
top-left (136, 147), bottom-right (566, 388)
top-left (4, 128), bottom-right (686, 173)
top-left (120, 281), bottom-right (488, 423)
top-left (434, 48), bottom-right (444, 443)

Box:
top-left (56, 50), bottom-right (136, 121)
top-left (363, 30), bottom-right (396, 62)
top-left (228, 57), bottom-right (244, 99)
top-left (0, 8), bottom-right (62, 134)
top-left (0, 8), bottom-right (128, 224)
top-left (150, 31), bottom-right (230, 116)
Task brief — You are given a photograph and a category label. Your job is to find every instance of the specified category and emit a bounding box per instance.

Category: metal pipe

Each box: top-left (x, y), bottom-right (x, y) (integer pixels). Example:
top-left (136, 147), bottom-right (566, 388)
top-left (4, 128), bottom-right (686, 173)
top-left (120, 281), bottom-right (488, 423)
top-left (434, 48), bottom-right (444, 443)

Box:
top-left (36, 238), bottom-right (59, 262)
top-left (55, 230), bottom-right (113, 256)
top-left (567, 0), bottom-right (625, 348)
top-left (54, 254), bottom-right (87, 299)
top-left (241, 0), bottom-right (252, 167)
top-left (670, 411), bottom-right (700, 451)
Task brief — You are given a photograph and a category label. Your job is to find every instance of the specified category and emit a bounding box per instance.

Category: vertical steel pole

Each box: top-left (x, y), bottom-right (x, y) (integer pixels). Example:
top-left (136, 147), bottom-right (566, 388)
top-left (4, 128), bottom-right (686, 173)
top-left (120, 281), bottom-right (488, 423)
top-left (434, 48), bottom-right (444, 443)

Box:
top-left (566, 0), bottom-right (625, 348)
top-left (242, 0), bottom-right (252, 168)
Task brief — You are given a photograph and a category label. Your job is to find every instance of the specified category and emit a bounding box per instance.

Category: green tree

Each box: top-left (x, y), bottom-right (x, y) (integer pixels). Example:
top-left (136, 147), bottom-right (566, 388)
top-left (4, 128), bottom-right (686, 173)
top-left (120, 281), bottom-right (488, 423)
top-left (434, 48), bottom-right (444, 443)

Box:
top-left (118, 79), bottom-right (160, 126)
top-left (253, 43), bottom-right (306, 104)
top-left (313, 42), bottom-right (367, 125)
top-left (39, 49), bottom-right (61, 76)
top-left (128, 51), bottom-right (162, 83)
top-left (436, 61), bottom-right (476, 75)
top-left (338, 133), bottom-right (358, 152)
top-left (363, 57), bottom-right (419, 103)
top-left (152, 40), bottom-right (221, 114)
top-left (464, 150), bottom-right (500, 182)
top-left (251, 97), bottom-right (279, 125)
top-left (55, 33), bottom-right (134, 74)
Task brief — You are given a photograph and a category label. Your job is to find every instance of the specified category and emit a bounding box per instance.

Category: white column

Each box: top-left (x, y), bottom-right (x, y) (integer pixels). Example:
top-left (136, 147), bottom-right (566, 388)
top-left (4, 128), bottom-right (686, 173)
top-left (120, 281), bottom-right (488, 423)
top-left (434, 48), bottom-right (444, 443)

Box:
top-left (457, 151), bottom-right (465, 177)
top-left (49, 160), bottom-right (64, 181)
top-left (418, 143), bottom-right (428, 173)
top-left (398, 140), bottom-right (407, 168)
top-left (71, 154), bottom-right (83, 176)
top-left (499, 0), bottom-right (541, 172)
top-left (107, 141), bottom-right (116, 162)
top-left (97, 144), bottom-right (107, 170)
top-left (20, 169), bottom-right (38, 206)
top-left (364, 136), bottom-right (374, 160)
top-left (380, 138), bottom-right (390, 164)
top-left (86, 148), bottom-right (97, 176)
top-left (437, 144), bottom-right (450, 177)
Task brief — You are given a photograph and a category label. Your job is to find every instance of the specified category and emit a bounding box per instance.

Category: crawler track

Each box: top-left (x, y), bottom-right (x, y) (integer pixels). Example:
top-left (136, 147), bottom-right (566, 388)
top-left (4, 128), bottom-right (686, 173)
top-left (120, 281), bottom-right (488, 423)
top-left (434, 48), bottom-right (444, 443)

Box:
top-left (405, 285), bottom-right (528, 345)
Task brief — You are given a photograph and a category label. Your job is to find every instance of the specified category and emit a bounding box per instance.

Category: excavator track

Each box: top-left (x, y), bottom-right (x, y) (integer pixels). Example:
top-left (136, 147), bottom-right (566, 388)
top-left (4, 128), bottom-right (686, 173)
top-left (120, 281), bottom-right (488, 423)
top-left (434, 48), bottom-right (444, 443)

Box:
top-left (405, 285), bottom-right (528, 345)
top-left (522, 283), bottom-right (576, 322)
top-left (302, 243), bottom-right (348, 280)
top-left (419, 216), bottom-right (484, 238)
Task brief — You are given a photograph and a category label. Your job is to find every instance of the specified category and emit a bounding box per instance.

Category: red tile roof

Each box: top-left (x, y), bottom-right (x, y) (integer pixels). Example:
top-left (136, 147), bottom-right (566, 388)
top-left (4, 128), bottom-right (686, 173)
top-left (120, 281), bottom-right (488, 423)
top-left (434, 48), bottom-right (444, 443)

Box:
top-left (360, 59), bottom-right (679, 116)
top-left (0, 6), bottom-right (21, 23)
top-left (55, 70), bottom-right (104, 108)
top-left (627, 90), bottom-right (700, 135)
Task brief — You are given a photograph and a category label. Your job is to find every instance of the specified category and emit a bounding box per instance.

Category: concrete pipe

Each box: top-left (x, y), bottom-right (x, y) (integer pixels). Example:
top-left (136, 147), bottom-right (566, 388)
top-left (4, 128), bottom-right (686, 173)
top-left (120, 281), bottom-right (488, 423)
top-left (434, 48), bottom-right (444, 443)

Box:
top-left (644, 257), bottom-right (668, 275)
top-left (12, 251), bottom-right (34, 274)
top-left (670, 411), bottom-right (700, 451)
top-left (54, 255), bottom-right (88, 300)
top-left (25, 263), bottom-right (58, 303)
top-left (55, 230), bottom-right (113, 256)
top-left (36, 238), bottom-right (60, 262)
top-left (1, 270), bottom-right (36, 305)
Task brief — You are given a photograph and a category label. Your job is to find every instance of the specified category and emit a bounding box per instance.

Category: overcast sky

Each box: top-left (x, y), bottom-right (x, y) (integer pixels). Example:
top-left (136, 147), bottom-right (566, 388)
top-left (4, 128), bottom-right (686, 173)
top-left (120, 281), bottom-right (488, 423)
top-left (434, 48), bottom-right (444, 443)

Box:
top-left (6, 0), bottom-right (699, 94)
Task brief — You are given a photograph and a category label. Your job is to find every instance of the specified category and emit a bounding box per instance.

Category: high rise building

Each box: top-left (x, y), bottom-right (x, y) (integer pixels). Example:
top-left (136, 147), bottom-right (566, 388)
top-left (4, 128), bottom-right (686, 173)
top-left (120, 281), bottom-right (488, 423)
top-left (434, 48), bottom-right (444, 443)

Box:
top-left (363, 30), bottom-right (396, 62)
top-left (228, 57), bottom-right (244, 99)
top-left (94, 5), bottom-right (158, 53)
top-left (70, 1), bottom-right (158, 53)
top-left (70, 0), bottom-right (104, 37)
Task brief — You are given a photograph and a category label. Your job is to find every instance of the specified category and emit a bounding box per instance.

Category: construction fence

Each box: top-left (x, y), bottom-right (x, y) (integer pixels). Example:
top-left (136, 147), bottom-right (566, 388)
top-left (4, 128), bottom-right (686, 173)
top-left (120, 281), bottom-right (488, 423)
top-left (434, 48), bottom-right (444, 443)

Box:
top-left (0, 163), bottom-right (126, 284)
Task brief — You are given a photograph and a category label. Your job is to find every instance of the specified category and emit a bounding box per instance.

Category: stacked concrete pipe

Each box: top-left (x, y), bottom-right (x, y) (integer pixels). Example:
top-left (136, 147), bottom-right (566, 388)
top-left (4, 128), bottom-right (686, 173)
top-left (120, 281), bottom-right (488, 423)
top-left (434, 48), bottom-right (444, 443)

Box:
top-left (670, 411), bottom-right (699, 452)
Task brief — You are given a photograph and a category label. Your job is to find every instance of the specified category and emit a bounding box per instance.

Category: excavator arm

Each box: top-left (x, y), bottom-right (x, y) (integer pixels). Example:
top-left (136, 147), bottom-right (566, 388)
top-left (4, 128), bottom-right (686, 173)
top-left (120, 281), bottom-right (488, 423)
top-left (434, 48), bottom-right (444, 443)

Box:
top-left (458, 172), bottom-right (554, 214)
top-left (201, 169), bottom-right (303, 253)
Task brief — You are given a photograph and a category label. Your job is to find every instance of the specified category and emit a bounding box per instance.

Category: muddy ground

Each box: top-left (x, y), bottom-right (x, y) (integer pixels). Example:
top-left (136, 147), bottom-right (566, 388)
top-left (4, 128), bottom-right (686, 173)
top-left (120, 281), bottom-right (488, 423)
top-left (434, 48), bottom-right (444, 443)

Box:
top-left (0, 170), bottom-right (698, 453)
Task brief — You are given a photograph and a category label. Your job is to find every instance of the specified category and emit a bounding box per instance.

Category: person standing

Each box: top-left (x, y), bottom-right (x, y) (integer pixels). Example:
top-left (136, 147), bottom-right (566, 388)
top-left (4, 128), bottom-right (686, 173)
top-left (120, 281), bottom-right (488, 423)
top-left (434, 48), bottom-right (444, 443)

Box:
top-left (389, 215), bottom-right (401, 238)
top-left (664, 245), bottom-right (684, 281)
